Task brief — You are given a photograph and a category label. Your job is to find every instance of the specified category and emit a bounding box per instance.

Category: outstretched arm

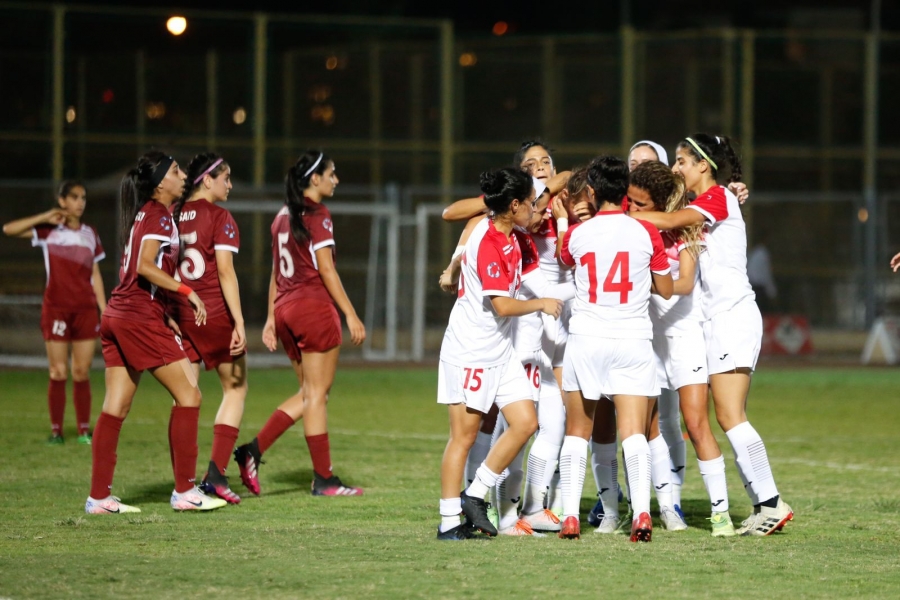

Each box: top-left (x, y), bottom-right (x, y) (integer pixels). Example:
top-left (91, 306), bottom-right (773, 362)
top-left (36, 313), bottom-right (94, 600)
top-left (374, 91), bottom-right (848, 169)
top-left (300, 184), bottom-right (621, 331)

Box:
top-left (3, 209), bottom-right (66, 238)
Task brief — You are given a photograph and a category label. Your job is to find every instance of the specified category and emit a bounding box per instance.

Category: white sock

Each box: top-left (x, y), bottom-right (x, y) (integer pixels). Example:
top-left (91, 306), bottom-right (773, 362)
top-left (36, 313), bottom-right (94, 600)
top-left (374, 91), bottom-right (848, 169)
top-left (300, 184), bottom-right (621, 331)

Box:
top-left (590, 441), bottom-right (620, 518)
top-left (549, 468), bottom-right (563, 514)
top-left (559, 436), bottom-right (588, 520)
top-left (725, 421), bottom-right (778, 505)
top-left (439, 497), bottom-right (462, 532)
top-left (522, 437), bottom-right (560, 514)
top-left (498, 446), bottom-right (525, 529)
top-left (658, 388), bottom-right (686, 506)
top-left (465, 464), bottom-right (500, 500)
top-left (697, 455), bottom-right (729, 513)
top-left (648, 434), bottom-right (673, 511)
top-left (465, 431), bottom-right (492, 486)
top-left (622, 434), bottom-right (651, 518)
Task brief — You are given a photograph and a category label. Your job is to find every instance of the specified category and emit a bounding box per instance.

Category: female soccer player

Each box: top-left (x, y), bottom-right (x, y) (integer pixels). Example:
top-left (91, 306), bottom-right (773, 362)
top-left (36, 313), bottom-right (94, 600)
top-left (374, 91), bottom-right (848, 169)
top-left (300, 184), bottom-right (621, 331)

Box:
top-left (557, 155), bottom-right (673, 542)
top-left (169, 153), bottom-right (246, 504)
top-left (233, 150), bottom-right (366, 498)
top-left (437, 167), bottom-right (562, 540)
top-left (87, 151), bottom-right (226, 514)
top-left (637, 134), bottom-right (793, 537)
top-left (3, 181), bottom-right (105, 445)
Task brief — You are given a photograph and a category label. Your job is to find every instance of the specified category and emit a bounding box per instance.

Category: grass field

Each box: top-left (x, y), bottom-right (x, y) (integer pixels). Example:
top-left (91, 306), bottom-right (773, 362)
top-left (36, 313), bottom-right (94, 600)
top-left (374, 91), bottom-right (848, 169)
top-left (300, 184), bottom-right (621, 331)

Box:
top-left (1, 365), bottom-right (900, 599)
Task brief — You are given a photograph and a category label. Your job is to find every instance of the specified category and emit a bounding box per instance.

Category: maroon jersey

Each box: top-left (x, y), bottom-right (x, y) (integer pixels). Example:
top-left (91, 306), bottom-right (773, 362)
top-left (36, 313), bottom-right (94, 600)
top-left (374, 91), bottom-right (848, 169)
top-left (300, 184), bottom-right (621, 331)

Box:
top-left (272, 199), bottom-right (335, 309)
top-left (31, 223), bottom-right (105, 311)
top-left (105, 200), bottom-right (180, 322)
top-left (170, 199), bottom-right (240, 319)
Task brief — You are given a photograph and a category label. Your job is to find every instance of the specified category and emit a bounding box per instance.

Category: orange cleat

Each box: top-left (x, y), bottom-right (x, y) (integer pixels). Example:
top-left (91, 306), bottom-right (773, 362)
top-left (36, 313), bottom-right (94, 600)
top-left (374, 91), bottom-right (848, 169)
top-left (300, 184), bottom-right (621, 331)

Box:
top-left (558, 516), bottom-right (581, 540)
top-left (630, 512), bottom-right (652, 543)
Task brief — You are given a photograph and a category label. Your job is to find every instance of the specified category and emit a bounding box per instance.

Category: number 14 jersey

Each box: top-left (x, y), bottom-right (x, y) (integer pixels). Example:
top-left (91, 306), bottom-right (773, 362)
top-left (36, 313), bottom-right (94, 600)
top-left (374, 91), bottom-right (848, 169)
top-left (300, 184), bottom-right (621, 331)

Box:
top-left (560, 210), bottom-right (670, 339)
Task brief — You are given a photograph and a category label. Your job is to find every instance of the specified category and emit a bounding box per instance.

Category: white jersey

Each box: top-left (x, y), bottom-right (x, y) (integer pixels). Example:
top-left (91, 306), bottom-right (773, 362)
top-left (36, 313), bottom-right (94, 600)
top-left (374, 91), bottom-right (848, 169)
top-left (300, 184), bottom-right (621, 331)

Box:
top-left (440, 218), bottom-right (523, 367)
top-left (532, 202), bottom-right (574, 285)
top-left (560, 211), bottom-right (670, 340)
top-left (649, 232), bottom-right (705, 335)
top-left (686, 185), bottom-right (755, 318)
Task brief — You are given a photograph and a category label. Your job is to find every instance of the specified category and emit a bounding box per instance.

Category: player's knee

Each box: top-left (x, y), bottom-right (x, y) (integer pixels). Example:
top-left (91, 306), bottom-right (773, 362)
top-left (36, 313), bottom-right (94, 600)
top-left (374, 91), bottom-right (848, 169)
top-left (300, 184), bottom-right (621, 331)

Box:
top-left (48, 363), bottom-right (68, 381)
top-left (71, 365), bottom-right (90, 381)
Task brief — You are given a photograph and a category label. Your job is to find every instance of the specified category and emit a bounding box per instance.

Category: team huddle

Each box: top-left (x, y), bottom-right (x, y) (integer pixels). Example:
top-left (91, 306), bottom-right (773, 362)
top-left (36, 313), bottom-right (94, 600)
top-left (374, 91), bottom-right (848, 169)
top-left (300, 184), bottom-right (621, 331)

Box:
top-left (3, 150), bottom-right (366, 514)
top-left (434, 135), bottom-right (794, 542)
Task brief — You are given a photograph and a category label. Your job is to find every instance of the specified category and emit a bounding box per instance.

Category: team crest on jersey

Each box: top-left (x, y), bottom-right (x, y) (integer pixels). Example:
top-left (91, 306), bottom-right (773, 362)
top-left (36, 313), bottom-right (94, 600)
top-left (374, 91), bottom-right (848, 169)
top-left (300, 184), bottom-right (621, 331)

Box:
top-left (486, 262), bottom-right (501, 278)
top-left (322, 218), bottom-right (333, 233)
top-left (223, 223), bottom-right (236, 239)
top-left (159, 216), bottom-right (171, 231)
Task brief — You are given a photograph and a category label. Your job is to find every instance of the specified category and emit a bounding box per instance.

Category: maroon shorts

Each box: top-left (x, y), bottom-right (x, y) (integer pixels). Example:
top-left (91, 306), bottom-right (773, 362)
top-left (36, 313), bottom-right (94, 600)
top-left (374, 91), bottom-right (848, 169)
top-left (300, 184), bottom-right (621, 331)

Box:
top-left (275, 299), bottom-right (342, 362)
top-left (101, 314), bottom-right (188, 372)
top-left (41, 305), bottom-right (99, 342)
top-left (178, 312), bottom-right (245, 370)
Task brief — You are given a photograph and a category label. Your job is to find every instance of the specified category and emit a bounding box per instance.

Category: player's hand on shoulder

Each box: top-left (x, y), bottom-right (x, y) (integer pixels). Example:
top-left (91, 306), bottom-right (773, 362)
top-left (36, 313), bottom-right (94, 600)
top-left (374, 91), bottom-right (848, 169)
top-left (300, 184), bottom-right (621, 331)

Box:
top-left (728, 181), bottom-right (749, 204)
top-left (541, 298), bottom-right (563, 319)
top-left (262, 318), bottom-right (278, 352)
top-left (45, 208), bottom-right (67, 224)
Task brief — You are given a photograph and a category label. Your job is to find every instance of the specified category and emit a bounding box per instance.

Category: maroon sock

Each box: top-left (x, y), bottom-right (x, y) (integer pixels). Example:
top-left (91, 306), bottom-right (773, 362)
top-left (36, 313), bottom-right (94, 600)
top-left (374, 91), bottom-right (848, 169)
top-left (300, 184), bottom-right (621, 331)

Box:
top-left (170, 406), bottom-right (200, 493)
top-left (210, 424), bottom-right (240, 474)
top-left (48, 379), bottom-right (66, 435)
top-left (305, 433), bottom-right (333, 480)
top-left (257, 409), bottom-right (295, 455)
top-left (73, 380), bottom-right (92, 435)
top-left (90, 412), bottom-right (124, 499)
top-left (168, 409), bottom-right (176, 470)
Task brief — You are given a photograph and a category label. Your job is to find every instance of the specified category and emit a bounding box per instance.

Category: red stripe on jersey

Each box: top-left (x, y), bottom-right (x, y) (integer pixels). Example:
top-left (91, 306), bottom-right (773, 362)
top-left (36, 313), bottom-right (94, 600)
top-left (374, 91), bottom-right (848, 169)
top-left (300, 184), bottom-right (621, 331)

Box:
top-left (559, 223), bottom-right (582, 267)
top-left (634, 218), bottom-right (671, 273)
top-left (690, 185), bottom-right (729, 223)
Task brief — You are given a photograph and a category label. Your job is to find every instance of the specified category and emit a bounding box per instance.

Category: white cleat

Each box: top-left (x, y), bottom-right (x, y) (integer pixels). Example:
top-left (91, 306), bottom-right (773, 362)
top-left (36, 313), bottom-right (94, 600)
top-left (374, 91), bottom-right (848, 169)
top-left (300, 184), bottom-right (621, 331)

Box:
top-left (499, 519), bottom-right (543, 536)
top-left (660, 506), bottom-right (688, 531)
top-left (85, 496), bottom-right (141, 515)
top-left (171, 486), bottom-right (228, 511)
top-left (593, 515), bottom-right (620, 534)
top-left (519, 509), bottom-right (562, 532)
top-left (739, 499), bottom-right (794, 537)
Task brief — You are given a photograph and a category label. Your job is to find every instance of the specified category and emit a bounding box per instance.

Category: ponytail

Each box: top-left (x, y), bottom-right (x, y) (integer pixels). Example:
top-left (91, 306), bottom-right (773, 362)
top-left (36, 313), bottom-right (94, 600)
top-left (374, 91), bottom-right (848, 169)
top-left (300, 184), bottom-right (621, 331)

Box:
top-left (118, 151), bottom-right (171, 251)
top-left (284, 149), bottom-right (330, 243)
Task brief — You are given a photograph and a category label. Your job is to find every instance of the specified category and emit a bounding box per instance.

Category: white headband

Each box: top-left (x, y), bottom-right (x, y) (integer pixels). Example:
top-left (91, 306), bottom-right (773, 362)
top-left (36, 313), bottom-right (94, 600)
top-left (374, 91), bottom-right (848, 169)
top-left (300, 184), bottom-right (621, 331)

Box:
top-left (629, 140), bottom-right (669, 166)
top-left (303, 153), bottom-right (324, 178)
top-left (532, 176), bottom-right (547, 201)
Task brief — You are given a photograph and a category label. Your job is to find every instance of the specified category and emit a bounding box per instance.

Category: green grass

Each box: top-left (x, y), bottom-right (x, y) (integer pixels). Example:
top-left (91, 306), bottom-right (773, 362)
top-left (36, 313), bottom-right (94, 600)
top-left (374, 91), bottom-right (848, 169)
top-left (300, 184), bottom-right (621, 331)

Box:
top-left (1, 366), bottom-right (900, 598)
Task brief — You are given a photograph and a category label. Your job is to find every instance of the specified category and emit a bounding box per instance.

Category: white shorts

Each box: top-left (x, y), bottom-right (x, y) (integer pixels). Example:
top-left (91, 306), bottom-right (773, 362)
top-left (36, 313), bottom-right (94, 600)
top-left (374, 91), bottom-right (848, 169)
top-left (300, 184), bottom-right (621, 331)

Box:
top-left (541, 300), bottom-right (571, 369)
top-left (562, 334), bottom-right (660, 399)
top-left (703, 299), bottom-right (763, 375)
top-left (653, 325), bottom-right (709, 391)
top-left (438, 352), bottom-right (533, 413)
top-left (518, 349), bottom-right (544, 403)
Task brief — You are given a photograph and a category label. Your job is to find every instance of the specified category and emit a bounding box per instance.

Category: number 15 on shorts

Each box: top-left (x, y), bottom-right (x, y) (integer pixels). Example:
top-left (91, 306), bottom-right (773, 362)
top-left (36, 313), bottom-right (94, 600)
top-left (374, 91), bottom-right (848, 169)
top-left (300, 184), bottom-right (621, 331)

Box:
top-left (463, 367), bottom-right (483, 391)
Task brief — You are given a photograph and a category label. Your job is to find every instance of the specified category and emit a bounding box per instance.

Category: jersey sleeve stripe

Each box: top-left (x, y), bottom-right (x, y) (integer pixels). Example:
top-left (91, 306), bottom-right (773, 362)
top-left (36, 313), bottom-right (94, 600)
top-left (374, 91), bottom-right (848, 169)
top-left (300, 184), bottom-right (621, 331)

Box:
top-left (142, 234), bottom-right (171, 243)
top-left (686, 204), bottom-right (717, 225)
top-left (481, 290), bottom-right (511, 298)
top-left (652, 267), bottom-right (672, 275)
top-left (214, 244), bottom-right (239, 253)
top-left (93, 252), bottom-right (106, 263)
top-left (311, 240), bottom-right (335, 252)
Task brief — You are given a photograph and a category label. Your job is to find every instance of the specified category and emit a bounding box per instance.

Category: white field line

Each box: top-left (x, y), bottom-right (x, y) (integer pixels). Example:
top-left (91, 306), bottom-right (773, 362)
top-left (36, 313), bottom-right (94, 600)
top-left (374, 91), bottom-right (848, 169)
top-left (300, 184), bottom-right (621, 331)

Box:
top-left (776, 457), bottom-right (900, 475)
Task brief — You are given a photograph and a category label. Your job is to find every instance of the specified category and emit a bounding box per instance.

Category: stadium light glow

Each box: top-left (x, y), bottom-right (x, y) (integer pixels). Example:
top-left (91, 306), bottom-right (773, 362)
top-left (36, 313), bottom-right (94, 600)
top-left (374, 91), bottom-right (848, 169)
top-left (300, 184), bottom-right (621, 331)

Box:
top-left (459, 52), bottom-right (478, 67)
top-left (65, 106), bottom-right (76, 124)
top-left (167, 16), bottom-right (187, 36)
top-left (233, 107), bottom-right (247, 125)
top-left (492, 21), bottom-right (508, 36)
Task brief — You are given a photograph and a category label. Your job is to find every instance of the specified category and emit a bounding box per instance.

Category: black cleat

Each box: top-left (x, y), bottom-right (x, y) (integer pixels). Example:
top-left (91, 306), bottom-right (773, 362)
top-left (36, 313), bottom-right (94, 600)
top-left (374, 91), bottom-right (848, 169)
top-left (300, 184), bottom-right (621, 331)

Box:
top-left (199, 460), bottom-right (242, 504)
top-left (460, 492), bottom-right (498, 537)
top-left (233, 440), bottom-right (263, 496)
top-left (436, 523), bottom-right (475, 541)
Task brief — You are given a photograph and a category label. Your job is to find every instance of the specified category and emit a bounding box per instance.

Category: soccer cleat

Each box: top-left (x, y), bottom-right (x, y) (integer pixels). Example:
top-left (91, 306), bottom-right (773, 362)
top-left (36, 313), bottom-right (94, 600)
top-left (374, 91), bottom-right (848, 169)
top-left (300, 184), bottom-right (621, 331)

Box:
top-left (436, 523), bottom-right (475, 541)
top-left (558, 516), bottom-right (581, 540)
top-left (587, 494), bottom-right (605, 527)
top-left (460, 492), bottom-right (498, 537)
top-left (47, 434), bottom-right (64, 446)
top-left (614, 507), bottom-right (634, 535)
top-left (486, 503), bottom-right (499, 530)
top-left (77, 433), bottom-right (92, 445)
top-left (740, 499), bottom-right (794, 537)
top-left (736, 506), bottom-right (760, 535)
top-left (630, 512), bottom-right (653, 542)
top-left (499, 519), bottom-right (538, 536)
top-left (199, 461), bottom-right (241, 505)
top-left (660, 506), bottom-right (688, 531)
top-left (520, 508), bottom-right (561, 532)
top-left (85, 496), bottom-right (141, 515)
top-left (311, 473), bottom-right (363, 496)
top-left (674, 504), bottom-right (685, 520)
top-left (170, 486), bottom-right (228, 511)
top-left (594, 515), bottom-right (619, 534)
top-left (708, 511), bottom-right (737, 537)
top-left (233, 440), bottom-right (263, 496)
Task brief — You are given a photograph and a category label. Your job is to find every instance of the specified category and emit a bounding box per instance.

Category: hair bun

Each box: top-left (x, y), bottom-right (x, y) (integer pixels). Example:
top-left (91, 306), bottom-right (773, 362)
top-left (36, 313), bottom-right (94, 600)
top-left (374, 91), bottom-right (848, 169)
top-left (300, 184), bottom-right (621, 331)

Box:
top-left (479, 171), bottom-right (502, 196)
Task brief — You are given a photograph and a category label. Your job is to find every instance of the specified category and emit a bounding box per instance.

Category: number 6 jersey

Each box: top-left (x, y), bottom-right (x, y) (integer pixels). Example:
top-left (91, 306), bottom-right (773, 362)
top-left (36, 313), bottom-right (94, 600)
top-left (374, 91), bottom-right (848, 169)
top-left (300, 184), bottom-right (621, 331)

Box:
top-left (560, 210), bottom-right (670, 339)
top-left (271, 199), bottom-right (335, 309)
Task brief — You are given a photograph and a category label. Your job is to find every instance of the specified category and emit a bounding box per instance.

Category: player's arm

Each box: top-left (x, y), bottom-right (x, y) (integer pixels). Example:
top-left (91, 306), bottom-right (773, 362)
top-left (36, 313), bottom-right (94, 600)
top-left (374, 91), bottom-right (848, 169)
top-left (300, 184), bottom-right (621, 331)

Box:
top-left (673, 248), bottom-right (697, 296)
top-left (262, 261), bottom-right (278, 352)
top-left (2, 209), bottom-right (66, 238)
top-left (439, 215), bottom-right (485, 293)
top-left (652, 271), bottom-right (674, 300)
top-left (490, 295), bottom-right (562, 319)
top-left (216, 249), bottom-right (246, 355)
top-left (636, 208), bottom-right (705, 232)
top-left (316, 247), bottom-right (366, 346)
top-left (91, 262), bottom-right (107, 313)
top-left (441, 196), bottom-right (487, 222)
top-left (137, 238), bottom-right (206, 325)
top-left (728, 181), bottom-right (749, 204)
